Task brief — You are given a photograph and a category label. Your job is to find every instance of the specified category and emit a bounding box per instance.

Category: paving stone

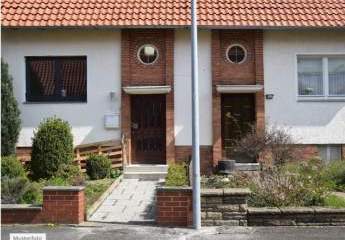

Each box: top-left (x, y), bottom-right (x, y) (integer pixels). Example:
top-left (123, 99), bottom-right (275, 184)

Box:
top-left (89, 178), bottom-right (160, 223)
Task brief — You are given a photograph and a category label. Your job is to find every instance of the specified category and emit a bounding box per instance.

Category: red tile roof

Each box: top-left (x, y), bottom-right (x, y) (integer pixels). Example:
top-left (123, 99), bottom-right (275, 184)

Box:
top-left (2, 0), bottom-right (345, 28)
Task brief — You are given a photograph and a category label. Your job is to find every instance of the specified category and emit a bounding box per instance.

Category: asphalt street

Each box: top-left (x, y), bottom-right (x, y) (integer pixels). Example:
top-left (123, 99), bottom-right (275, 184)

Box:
top-left (2, 222), bottom-right (345, 240)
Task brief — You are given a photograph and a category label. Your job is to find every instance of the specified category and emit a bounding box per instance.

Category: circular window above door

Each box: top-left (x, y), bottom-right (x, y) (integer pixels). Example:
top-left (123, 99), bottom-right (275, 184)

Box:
top-left (226, 44), bottom-right (247, 64)
top-left (137, 44), bottom-right (159, 65)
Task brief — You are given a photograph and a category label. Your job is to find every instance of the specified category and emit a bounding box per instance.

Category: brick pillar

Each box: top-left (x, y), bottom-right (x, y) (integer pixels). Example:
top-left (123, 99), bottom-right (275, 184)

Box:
top-left (165, 29), bottom-right (175, 164)
top-left (212, 30), bottom-right (223, 167)
top-left (156, 187), bottom-right (192, 227)
top-left (254, 30), bottom-right (265, 133)
top-left (42, 186), bottom-right (85, 224)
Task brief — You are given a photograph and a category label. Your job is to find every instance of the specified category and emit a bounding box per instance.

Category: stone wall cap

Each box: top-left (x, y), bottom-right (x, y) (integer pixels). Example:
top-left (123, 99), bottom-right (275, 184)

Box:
top-left (156, 186), bottom-right (192, 192)
top-left (247, 207), bottom-right (281, 214)
top-left (280, 207), bottom-right (314, 214)
top-left (313, 207), bottom-right (345, 213)
top-left (43, 186), bottom-right (85, 191)
top-left (223, 188), bottom-right (251, 196)
top-left (201, 189), bottom-right (223, 196)
top-left (1, 204), bottom-right (42, 210)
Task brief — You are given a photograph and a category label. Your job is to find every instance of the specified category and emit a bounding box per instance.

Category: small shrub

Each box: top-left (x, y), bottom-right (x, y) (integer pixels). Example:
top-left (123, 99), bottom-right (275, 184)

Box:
top-left (20, 182), bottom-right (42, 204)
top-left (86, 154), bottom-right (112, 180)
top-left (323, 160), bottom-right (345, 191)
top-left (1, 155), bottom-right (26, 178)
top-left (1, 61), bottom-right (21, 156)
top-left (231, 125), bottom-right (297, 168)
top-left (110, 168), bottom-right (122, 179)
top-left (55, 164), bottom-right (85, 185)
top-left (201, 172), bottom-right (253, 189)
top-left (324, 194), bottom-right (345, 208)
top-left (30, 117), bottom-right (74, 179)
top-left (1, 177), bottom-right (30, 204)
top-left (165, 163), bottom-right (188, 187)
top-left (249, 160), bottom-right (332, 207)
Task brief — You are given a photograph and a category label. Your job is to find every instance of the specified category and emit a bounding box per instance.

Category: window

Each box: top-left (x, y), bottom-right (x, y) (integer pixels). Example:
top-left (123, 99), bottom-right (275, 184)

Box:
top-left (317, 145), bottom-right (342, 164)
top-left (137, 44), bottom-right (158, 65)
top-left (226, 44), bottom-right (247, 64)
top-left (297, 55), bottom-right (345, 99)
top-left (26, 56), bottom-right (87, 102)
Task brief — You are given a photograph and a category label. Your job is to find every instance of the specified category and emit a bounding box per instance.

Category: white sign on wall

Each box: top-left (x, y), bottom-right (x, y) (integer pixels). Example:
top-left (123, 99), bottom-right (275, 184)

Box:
top-left (104, 113), bottom-right (120, 129)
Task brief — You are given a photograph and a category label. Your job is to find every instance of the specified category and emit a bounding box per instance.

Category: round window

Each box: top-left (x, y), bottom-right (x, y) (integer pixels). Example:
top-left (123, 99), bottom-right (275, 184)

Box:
top-left (226, 44), bottom-right (247, 64)
top-left (138, 44), bottom-right (159, 65)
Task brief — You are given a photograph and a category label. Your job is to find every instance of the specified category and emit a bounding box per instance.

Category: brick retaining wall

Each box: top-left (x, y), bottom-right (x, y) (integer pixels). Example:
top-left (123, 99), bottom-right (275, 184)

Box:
top-left (156, 187), bottom-right (250, 227)
top-left (156, 187), bottom-right (345, 227)
top-left (1, 186), bottom-right (85, 224)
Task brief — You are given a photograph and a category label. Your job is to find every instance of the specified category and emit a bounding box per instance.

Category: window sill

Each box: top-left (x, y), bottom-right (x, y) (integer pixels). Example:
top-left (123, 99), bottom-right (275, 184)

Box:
top-left (23, 101), bottom-right (88, 105)
top-left (297, 96), bottom-right (345, 102)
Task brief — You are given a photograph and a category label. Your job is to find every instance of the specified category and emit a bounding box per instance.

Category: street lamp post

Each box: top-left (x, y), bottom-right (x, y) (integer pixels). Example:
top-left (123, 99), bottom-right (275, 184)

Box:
top-left (191, 0), bottom-right (201, 230)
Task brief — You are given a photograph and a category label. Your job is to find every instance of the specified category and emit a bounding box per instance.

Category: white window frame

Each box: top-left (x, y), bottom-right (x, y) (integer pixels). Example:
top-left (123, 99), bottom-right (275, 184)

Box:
top-left (296, 54), bottom-right (345, 102)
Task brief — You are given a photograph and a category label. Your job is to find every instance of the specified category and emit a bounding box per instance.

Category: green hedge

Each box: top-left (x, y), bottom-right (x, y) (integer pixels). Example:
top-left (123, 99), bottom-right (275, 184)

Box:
top-left (165, 163), bottom-right (188, 187)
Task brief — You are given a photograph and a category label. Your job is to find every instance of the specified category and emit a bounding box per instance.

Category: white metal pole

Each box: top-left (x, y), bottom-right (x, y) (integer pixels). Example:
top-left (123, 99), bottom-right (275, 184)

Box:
top-left (191, 0), bottom-right (201, 230)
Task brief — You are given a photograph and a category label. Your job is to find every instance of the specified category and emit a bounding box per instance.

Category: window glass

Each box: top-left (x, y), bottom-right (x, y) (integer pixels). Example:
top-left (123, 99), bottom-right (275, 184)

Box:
top-left (26, 57), bottom-right (86, 102)
top-left (138, 44), bottom-right (158, 64)
top-left (298, 57), bottom-right (323, 95)
top-left (227, 45), bottom-right (246, 64)
top-left (317, 145), bottom-right (342, 164)
top-left (328, 57), bottom-right (345, 96)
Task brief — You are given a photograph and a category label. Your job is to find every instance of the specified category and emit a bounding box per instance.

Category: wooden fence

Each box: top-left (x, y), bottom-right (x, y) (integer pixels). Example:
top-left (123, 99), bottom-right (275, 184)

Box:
top-left (16, 140), bottom-right (123, 172)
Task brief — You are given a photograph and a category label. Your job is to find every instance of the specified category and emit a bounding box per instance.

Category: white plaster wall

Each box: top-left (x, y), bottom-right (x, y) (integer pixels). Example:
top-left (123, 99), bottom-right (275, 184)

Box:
top-left (264, 30), bottom-right (345, 144)
top-left (174, 29), bottom-right (213, 145)
top-left (2, 30), bottom-right (122, 146)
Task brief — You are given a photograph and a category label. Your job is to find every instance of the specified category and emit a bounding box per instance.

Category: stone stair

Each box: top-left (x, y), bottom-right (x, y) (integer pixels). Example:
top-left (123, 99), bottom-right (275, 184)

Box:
top-left (123, 164), bottom-right (168, 180)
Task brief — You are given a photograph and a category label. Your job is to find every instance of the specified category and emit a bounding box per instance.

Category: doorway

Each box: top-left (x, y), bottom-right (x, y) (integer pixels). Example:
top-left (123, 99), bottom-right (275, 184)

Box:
top-left (131, 95), bottom-right (166, 164)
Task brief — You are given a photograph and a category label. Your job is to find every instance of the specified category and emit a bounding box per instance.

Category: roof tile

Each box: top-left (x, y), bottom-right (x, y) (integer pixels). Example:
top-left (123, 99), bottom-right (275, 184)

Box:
top-left (2, 0), bottom-right (345, 28)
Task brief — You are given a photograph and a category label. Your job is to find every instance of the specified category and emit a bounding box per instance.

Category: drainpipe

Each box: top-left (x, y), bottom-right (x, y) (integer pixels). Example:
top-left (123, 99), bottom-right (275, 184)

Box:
top-left (191, 0), bottom-right (201, 230)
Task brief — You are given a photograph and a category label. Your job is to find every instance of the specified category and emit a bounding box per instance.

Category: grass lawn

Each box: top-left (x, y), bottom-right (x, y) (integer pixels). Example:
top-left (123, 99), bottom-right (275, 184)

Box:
top-left (84, 178), bottom-right (115, 209)
top-left (324, 194), bottom-right (345, 208)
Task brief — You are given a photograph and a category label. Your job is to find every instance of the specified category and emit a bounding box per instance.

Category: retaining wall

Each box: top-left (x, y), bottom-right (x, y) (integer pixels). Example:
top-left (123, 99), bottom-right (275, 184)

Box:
top-left (1, 186), bottom-right (85, 224)
top-left (156, 187), bottom-right (345, 227)
top-left (248, 207), bottom-right (345, 226)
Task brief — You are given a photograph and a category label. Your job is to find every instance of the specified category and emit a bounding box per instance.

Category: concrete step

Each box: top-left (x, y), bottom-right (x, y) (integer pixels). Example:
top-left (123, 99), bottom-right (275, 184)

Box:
top-left (124, 164), bottom-right (168, 173)
top-left (123, 172), bottom-right (167, 180)
top-left (235, 163), bottom-right (260, 171)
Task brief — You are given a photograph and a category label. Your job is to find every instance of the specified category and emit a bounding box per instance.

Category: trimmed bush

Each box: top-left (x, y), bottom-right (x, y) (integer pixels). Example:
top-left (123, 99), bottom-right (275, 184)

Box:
top-left (165, 163), bottom-right (188, 187)
top-left (1, 155), bottom-right (26, 178)
top-left (86, 154), bottom-right (112, 180)
top-left (1, 61), bottom-right (21, 156)
top-left (30, 117), bottom-right (74, 179)
top-left (55, 163), bottom-right (85, 185)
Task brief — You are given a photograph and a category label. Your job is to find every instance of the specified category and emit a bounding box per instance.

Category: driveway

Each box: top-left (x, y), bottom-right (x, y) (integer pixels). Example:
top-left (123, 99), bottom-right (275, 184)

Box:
top-left (2, 223), bottom-right (345, 240)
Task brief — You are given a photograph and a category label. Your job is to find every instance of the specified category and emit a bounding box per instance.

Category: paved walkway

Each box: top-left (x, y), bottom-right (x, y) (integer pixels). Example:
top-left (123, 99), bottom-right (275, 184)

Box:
top-left (89, 178), bottom-right (163, 223)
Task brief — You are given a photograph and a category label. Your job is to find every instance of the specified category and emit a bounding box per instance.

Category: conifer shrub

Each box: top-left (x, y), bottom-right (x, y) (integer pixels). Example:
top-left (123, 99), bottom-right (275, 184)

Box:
top-left (1, 61), bottom-right (21, 156)
top-left (30, 117), bottom-right (74, 179)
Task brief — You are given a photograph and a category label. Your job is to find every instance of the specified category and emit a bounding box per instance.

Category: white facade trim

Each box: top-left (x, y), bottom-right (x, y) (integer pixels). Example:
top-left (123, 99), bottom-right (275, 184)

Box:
top-left (122, 85), bottom-right (171, 95)
top-left (216, 84), bottom-right (263, 93)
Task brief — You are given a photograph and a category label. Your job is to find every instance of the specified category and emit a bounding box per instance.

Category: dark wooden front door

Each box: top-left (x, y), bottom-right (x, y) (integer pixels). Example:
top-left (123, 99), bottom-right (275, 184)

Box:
top-left (131, 95), bottom-right (166, 164)
top-left (221, 94), bottom-right (255, 163)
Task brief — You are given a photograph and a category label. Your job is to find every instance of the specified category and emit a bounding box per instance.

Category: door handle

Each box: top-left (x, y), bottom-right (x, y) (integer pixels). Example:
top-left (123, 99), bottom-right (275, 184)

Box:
top-left (132, 123), bottom-right (139, 130)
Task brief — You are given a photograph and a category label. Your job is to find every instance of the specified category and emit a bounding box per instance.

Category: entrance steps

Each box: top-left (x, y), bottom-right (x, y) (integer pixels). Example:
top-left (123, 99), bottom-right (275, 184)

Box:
top-left (123, 164), bottom-right (168, 180)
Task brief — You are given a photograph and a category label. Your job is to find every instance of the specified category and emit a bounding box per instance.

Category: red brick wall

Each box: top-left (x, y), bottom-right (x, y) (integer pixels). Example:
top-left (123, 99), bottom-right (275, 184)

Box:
top-left (156, 189), bottom-right (192, 227)
top-left (212, 30), bottom-right (264, 167)
top-left (215, 30), bottom-right (257, 85)
top-left (175, 146), bottom-right (213, 174)
top-left (1, 187), bottom-right (85, 224)
top-left (121, 29), bottom-right (175, 164)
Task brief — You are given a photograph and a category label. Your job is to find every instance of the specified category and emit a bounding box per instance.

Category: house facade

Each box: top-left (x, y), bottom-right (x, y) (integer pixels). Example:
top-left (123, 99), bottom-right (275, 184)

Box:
top-left (2, 0), bottom-right (345, 172)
